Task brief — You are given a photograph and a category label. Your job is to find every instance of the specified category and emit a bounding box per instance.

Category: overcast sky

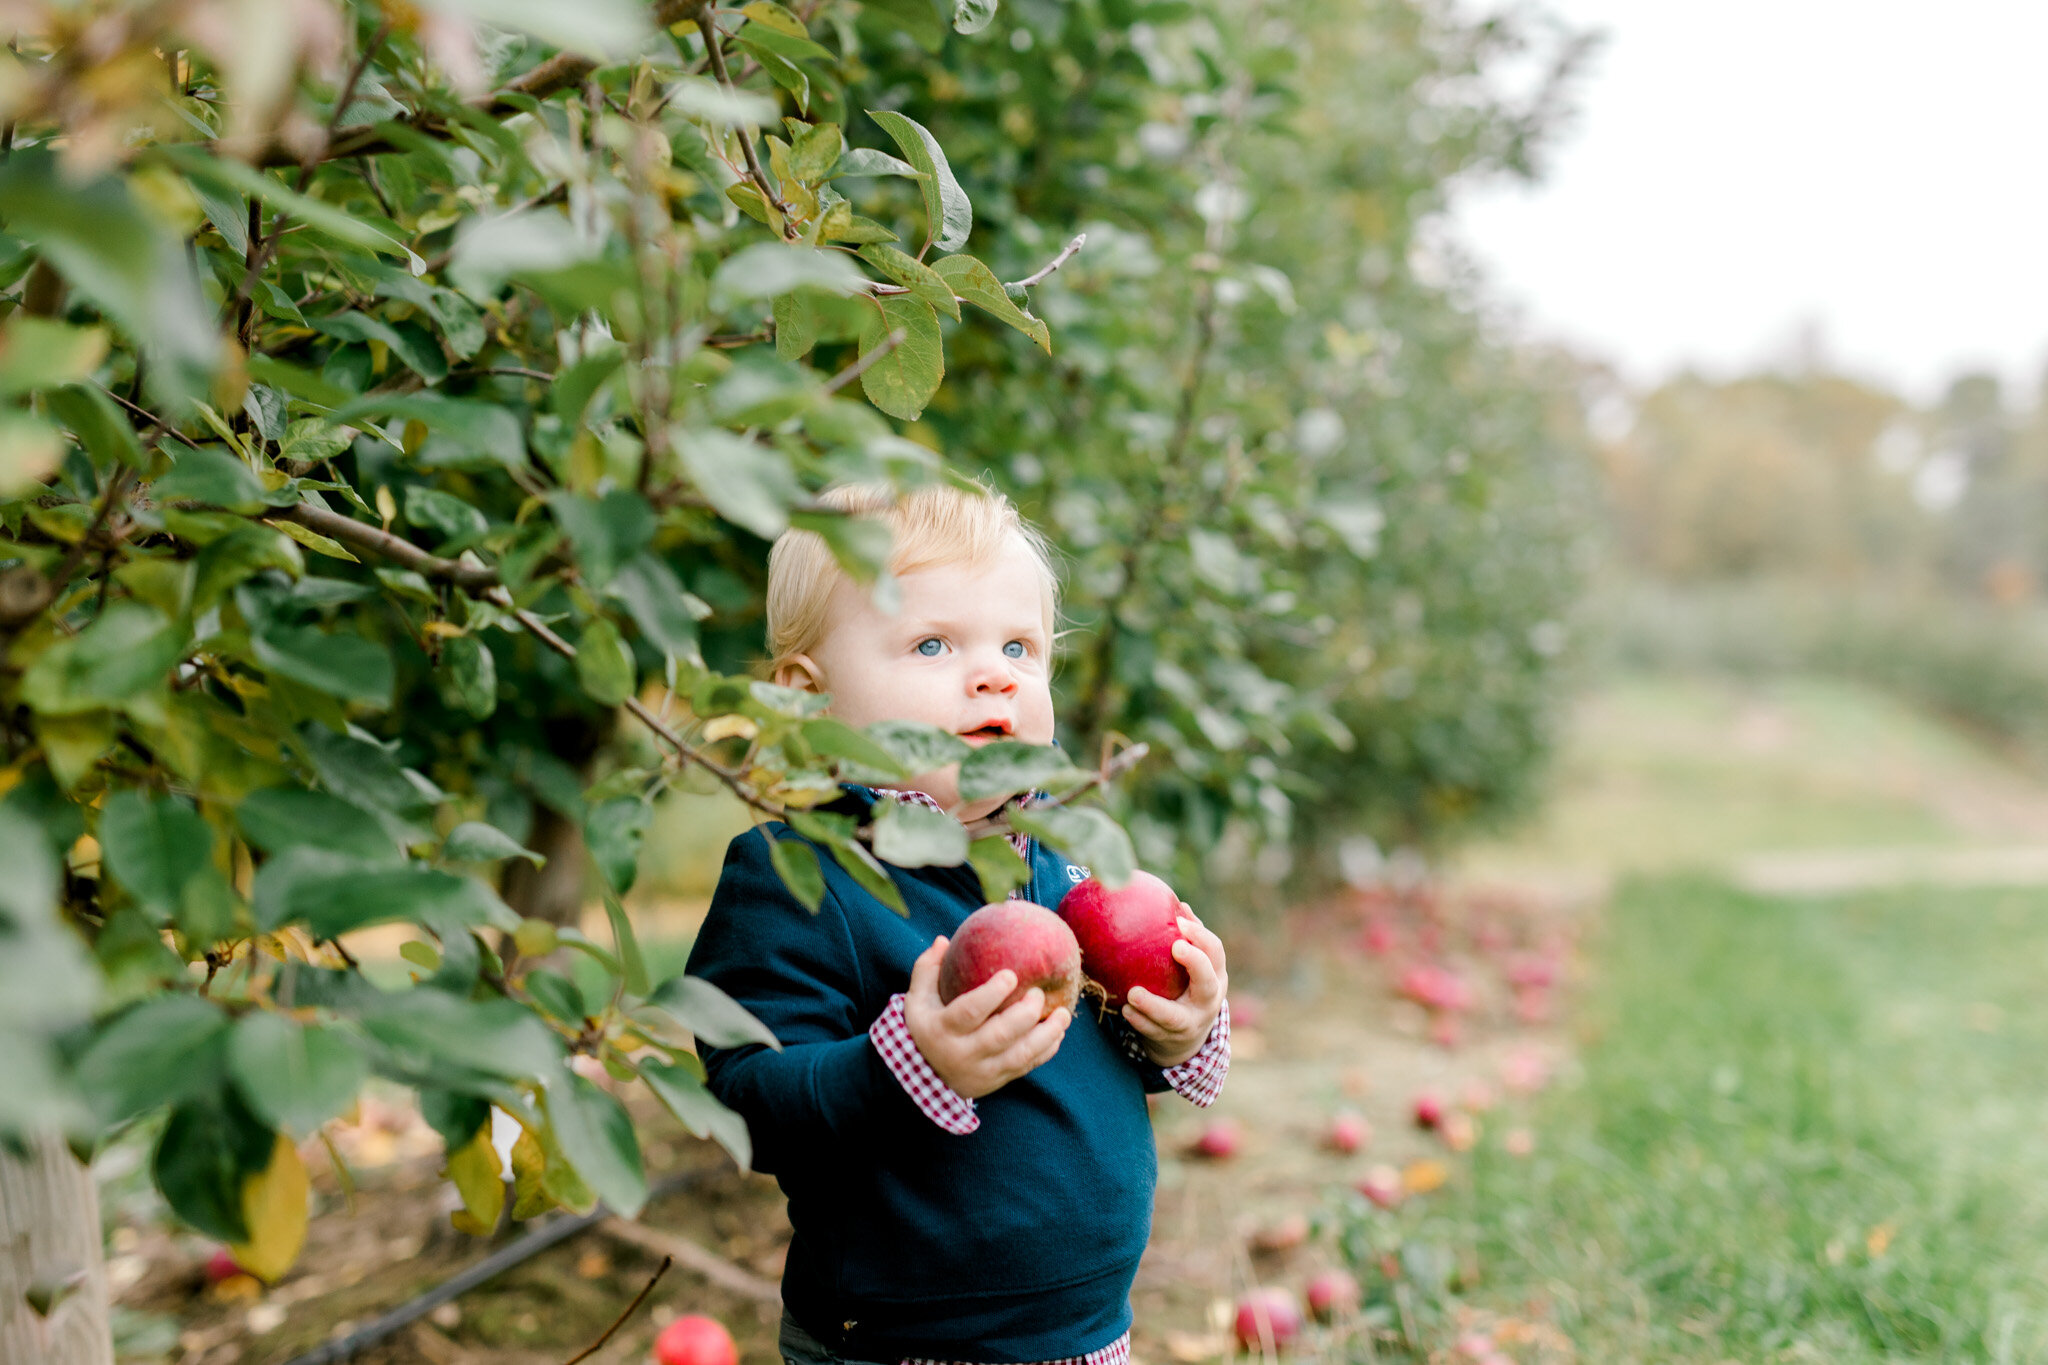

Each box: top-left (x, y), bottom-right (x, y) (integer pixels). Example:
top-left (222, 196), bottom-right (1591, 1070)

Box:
top-left (1450, 0), bottom-right (2048, 403)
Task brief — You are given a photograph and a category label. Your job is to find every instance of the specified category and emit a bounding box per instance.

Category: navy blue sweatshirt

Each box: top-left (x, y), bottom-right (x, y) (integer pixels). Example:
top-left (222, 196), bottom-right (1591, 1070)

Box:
top-left (683, 793), bottom-right (1167, 1360)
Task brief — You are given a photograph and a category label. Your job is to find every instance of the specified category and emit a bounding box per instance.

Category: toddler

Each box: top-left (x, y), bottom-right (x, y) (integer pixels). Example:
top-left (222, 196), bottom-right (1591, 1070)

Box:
top-left (684, 483), bottom-right (1231, 1363)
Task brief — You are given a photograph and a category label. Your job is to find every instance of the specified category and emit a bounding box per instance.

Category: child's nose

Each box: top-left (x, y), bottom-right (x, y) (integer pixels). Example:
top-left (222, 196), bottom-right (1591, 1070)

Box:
top-left (967, 652), bottom-right (1018, 694)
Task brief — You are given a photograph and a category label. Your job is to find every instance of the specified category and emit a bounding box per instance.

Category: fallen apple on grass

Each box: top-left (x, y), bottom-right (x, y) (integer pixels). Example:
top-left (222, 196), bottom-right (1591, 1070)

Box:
top-left (937, 901), bottom-right (1083, 1017)
top-left (1355, 1164), bottom-right (1403, 1208)
top-left (1304, 1268), bottom-right (1360, 1322)
top-left (1232, 1286), bottom-right (1304, 1350)
top-left (1057, 871), bottom-right (1190, 1010)
top-left (1189, 1118), bottom-right (1243, 1159)
top-left (652, 1315), bottom-right (737, 1365)
top-left (1324, 1111), bottom-right (1372, 1153)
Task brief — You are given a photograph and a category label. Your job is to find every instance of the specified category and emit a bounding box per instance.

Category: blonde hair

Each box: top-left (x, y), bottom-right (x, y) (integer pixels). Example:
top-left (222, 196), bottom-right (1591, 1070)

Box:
top-left (766, 482), bottom-right (1060, 673)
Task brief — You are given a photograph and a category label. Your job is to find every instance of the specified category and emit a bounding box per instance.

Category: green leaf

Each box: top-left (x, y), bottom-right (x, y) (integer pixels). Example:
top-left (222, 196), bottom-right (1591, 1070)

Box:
top-left (153, 1089), bottom-right (274, 1242)
top-left (664, 77), bottom-right (781, 128)
top-left (801, 718), bottom-right (911, 778)
top-left (773, 291), bottom-right (818, 361)
top-left (0, 317), bottom-right (107, 397)
top-left (433, 0), bottom-right (650, 56)
top-left (608, 554), bottom-right (708, 664)
top-left (402, 484), bottom-right (488, 548)
top-left (98, 790), bottom-right (213, 918)
top-left (968, 834), bottom-right (1031, 903)
top-left (710, 242), bottom-right (866, 309)
top-left (791, 812), bottom-right (908, 915)
top-left (870, 796), bottom-right (969, 868)
top-left (0, 807), bottom-right (98, 1035)
top-left (647, 975), bottom-right (781, 1050)
top-left (247, 355), bottom-right (355, 407)
top-left (788, 508), bottom-right (895, 583)
top-left (43, 384), bottom-right (142, 469)
top-left (524, 969), bottom-right (585, 1024)
top-left (865, 719), bottom-right (973, 775)
top-left (438, 634), bottom-right (498, 719)
top-left (674, 427), bottom-right (801, 539)
top-left (357, 992), bottom-right (564, 1084)
top-left (1005, 804), bottom-right (1136, 886)
top-left (254, 853), bottom-right (514, 938)
top-left (867, 109), bottom-right (973, 253)
top-left (932, 254), bottom-right (1051, 354)
top-left (584, 797), bottom-right (651, 896)
top-left (830, 147), bottom-right (925, 180)
top-left (956, 740), bottom-right (1082, 803)
top-left (162, 146), bottom-right (422, 270)
top-left (858, 244), bottom-right (961, 320)
top-left (859, 0), bottom-right (945, 51)
top-left (310, 313), bottom-right (446, 385)
top-left (640, 1061), bottom-right (752, 1172)
top-left (767, 836), bottom-right (826, 912)
top-left (75, 995), bottom-right (231, 1128)
top-left (574, 617), bottom-right (635, 706)
top-left (228, 1014), bottom-right (368, 1136)
top-left (443, 821), bottom-right (543, 866)
top-left (743, 1), bottom-right (809, 36)
top-left (19, 602), bottom-right (184, 716)
top-left (252, 625), bottom-right (395, 707)
top-left (601, 888), bottom-right (650, 997)
top-left (858, 296), bottom-right (944, 421)
top-left (787, 121), bottom-right (844, 182)
top-left (177, 868), bottom-right (243, 946)
top-left (952, 0), bottom-right (999, 34)
top-left (541, 1074), bottom-right (646, 1217)
top-left (152, 444), bottom-right (268, 513)
top-left (551, 348), bottom-right (625, 423)
top-left (237, 788), bottom-right (398, 863)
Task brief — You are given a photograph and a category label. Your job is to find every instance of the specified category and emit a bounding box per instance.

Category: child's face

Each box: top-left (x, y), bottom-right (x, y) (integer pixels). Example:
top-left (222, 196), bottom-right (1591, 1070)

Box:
top-left (785, 534), bottom-right (1056, 820)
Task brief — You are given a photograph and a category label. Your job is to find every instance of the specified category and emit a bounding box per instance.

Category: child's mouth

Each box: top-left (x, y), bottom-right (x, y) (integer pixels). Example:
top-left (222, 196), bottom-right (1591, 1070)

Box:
top-left (962, 723), bottom-right (1010, 741)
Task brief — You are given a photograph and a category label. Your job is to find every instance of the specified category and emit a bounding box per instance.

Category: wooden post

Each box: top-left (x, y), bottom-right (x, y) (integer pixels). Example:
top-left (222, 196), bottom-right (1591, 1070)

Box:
top-left (0, 1133), bottom-right (113, 1365)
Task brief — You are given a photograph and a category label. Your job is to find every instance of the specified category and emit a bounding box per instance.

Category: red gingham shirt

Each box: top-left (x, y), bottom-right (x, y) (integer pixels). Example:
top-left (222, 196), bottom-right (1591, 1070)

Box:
top-left (863, 790), bottom-right (1232, 1365)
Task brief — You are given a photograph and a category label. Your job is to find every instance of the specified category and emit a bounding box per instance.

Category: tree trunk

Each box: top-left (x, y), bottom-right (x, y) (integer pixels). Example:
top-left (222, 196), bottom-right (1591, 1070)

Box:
top-left (500, 798), bottom-right (590, 928)
top-left (0, 1134), bottom-right (113, 1365)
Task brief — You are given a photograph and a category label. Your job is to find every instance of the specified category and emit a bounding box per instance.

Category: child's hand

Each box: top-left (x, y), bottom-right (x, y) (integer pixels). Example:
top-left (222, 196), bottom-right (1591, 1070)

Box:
top-left (1122, 907), bottom-right (1228, 1068)
top-left (903, 936), bottom-right (1073, 1100)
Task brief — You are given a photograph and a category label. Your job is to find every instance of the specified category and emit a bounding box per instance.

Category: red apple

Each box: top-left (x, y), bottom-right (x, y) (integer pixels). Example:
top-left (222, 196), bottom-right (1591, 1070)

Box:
top-left (1231, 1286), bottom-right (1303, 1350)
top-left (1355, 1164), bottom-right (1403, 1209)
top-left (204, 1247), bottom-right (245, 1285)
top-left (1412, 1090), bottom-right (1447, 1129)
top-left (1056, 871), bottom-right (1190, 1010)
top-left (1189, 1118), bottom-right (1243, 1159)
top-left (1304, 1269), bottom-right (1360, 1322)
top-left (652, 1316), bottom-right (737, 1365)
top-left (1325, 1111), bottom-right (1372, 1154)
top-left (937, 902), bottom-right (1081, 1018)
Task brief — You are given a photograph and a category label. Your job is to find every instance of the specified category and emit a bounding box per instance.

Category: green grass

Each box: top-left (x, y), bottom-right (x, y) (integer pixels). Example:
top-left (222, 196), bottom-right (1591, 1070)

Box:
top-left (1463, 673), bottom-right (2046, 876)
top-left (1422, 876), bottom-right (2048, 1362)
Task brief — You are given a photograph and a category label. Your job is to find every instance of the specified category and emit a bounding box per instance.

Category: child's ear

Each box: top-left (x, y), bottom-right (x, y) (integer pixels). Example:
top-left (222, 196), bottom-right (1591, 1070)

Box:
top-left (775, 654), bottom-right (825, 693)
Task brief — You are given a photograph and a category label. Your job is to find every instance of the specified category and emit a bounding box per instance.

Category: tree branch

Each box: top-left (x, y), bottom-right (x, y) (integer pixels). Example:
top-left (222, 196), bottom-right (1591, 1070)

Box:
top-left (274, 504), bottom-right (502, 590)
top-left (696, 11), bottom-right (792, 229)
top-left (1008, 233), bottom-right (1088, 290)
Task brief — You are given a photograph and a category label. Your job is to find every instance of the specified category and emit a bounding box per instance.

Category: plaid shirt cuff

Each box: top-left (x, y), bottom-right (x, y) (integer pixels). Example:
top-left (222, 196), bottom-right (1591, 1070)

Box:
top-left (1114, 997), bottom-right (1231, 1106)
top-left (903, 1330), bottom-right (1131, 1365)
top-left (870, 993), bottom-right (979, 1135)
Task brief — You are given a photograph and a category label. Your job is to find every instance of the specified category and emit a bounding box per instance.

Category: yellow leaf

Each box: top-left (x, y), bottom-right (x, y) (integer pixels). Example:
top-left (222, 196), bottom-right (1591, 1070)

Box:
top-left (422, 620), bottom-right (467, 639)
top-left (702, 714), bottom-right (758, 742)
top-left (445, 1121), bottom-right (506, 1236)
top-left (230, 1136), bottom-right (309, 1282)
top-left (267, 517), bottom-right (361, 562)
top-left (1402, 1158), bottom-right (1449, 1195)
top-left (509, 1126), bottom-right (556, 1220)
top-left (742, 1), bottom-right (808, 37)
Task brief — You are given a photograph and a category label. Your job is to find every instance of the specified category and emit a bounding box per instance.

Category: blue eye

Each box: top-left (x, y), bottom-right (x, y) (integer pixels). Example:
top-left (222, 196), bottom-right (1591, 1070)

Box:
top-left (915, 638), bottom-right (944, 657)
top-left (1003, 641), bottom-right (1027, 659)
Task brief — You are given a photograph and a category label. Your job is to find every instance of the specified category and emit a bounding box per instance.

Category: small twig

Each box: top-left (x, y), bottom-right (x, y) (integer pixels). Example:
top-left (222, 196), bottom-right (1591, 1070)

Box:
top-left (820, 328), bottom-right (906, 395)
top-left (1007, 232), bottom-right (1088, 290)
top-left (560, 1254), bottom-right (671, 1365)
